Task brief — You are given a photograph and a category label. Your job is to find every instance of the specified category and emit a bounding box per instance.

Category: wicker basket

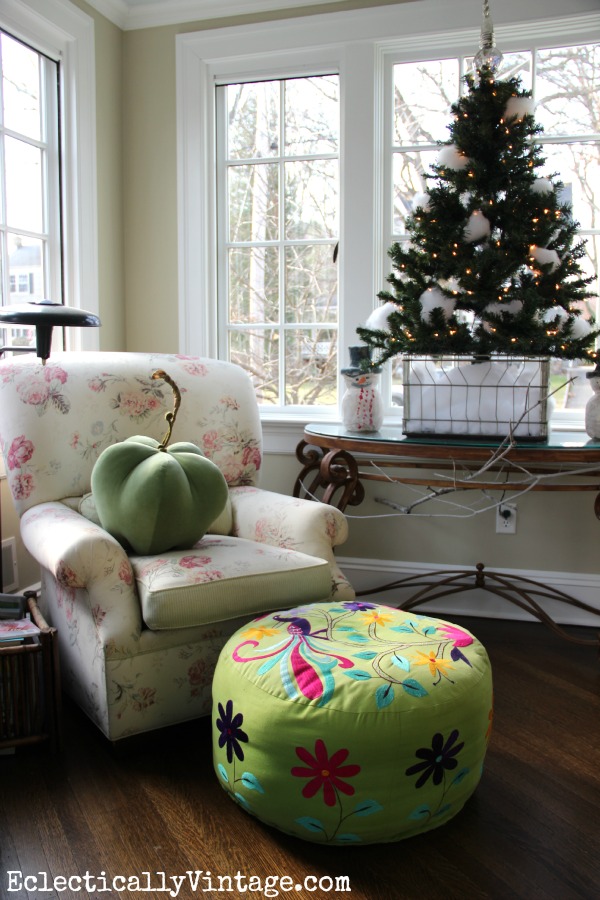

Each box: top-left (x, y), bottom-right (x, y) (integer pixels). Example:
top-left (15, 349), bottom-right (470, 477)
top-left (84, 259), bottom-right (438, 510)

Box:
top-left (0, 593), bottom-right (61, 751)
top-left (402, 355), bottom-right (550, 440)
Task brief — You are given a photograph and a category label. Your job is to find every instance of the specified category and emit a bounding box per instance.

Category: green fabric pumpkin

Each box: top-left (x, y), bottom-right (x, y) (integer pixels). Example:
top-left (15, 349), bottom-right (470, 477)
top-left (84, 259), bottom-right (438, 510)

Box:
top-left (91, 370), bottom-right (228, 554)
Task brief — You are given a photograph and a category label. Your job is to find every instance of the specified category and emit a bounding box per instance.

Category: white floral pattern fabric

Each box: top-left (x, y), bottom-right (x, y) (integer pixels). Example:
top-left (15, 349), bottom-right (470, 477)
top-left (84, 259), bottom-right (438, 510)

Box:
top-left (0, 353), bottom-right (354, 741)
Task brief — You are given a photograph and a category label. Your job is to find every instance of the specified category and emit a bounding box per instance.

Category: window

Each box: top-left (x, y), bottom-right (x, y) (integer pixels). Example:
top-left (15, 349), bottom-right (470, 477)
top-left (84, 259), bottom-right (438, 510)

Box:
top-left (0, 0), bottom-right (98, 355)
top-left (216, 76), bottom-right (339, 409)
top-left (0, 30), bottom-right (60, 352)
top-left (177, 5), bottom-right (600, 434)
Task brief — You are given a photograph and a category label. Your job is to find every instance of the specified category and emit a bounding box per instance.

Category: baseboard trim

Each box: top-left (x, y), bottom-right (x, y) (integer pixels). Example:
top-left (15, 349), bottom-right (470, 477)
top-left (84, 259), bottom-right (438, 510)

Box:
top-left (337, 557), bottom-right (600, 627)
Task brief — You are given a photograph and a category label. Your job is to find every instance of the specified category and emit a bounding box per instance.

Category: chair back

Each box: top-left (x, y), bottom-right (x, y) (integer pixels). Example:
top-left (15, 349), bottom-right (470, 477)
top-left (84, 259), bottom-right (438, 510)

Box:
top-left (0, 352), bottom-right (262, 515)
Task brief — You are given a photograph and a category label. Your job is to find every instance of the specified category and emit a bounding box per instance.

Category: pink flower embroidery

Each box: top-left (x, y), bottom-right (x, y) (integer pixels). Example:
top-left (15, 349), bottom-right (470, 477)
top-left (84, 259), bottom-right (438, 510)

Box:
top-left (57, 561), bottom-right (81, 588)
top-left (202, 430), bottom-right (223, 452)
top-left (12, 473), bottom-right (34, 500)
top-left (181, 361), bottom-right (208, 377)
top-left (179, 555), bottom-right (212, 569)
top-left (242, 446), bottom-right (261, 471)
top-left (7, 435), bottom-right (34, 471)
top-left (437, 624), bottom-right (474, 648)
top-left (118, 559), bottom-right (133, 585)
top-left (117, 390), bottom-right (161, 419)
top-left (188, 658), bottom-right (209, 687)
top-left (17, 378), bottom-right (50, 406)
top-left (91, 605), bottom-right (106, 627)
top-left (292, 740), bottom-right (360, 807)
top-left (44, 365), bottom-right (67, 384)
top-left (132, 687), bottom-right (156, 712)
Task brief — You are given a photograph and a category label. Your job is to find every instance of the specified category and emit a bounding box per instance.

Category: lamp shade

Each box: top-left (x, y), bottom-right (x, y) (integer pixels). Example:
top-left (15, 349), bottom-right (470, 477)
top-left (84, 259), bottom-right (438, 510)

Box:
top-left (0, 300), bottom-right (100, 361)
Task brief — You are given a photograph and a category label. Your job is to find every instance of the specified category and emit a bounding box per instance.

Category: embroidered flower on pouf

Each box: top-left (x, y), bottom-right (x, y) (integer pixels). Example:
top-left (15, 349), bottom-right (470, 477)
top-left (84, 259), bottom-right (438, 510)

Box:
top-left (406, 730), bottom-right (464, 788)
top-left (216, 699), bottom-right (248, 763)
top-left (292, 739), bottom-right (360, 807)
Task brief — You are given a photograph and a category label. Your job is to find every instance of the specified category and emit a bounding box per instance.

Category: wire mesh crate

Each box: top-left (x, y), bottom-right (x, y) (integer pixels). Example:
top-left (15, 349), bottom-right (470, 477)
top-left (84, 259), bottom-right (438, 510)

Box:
top-left (402, 355), bottom-right (551, 440)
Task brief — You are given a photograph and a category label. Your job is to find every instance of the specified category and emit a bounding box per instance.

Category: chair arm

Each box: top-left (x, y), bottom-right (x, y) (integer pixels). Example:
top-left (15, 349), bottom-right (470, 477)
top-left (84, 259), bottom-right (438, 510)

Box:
top-left (229, 487), bottom-right (355, 600)
top-left (20, 502), bottom-right (142, 644)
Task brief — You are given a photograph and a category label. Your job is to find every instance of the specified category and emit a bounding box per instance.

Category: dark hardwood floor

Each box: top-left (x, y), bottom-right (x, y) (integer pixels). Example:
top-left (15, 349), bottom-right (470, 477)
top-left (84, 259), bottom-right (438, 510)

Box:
top-left (1, 615), bottom-right (599, 900)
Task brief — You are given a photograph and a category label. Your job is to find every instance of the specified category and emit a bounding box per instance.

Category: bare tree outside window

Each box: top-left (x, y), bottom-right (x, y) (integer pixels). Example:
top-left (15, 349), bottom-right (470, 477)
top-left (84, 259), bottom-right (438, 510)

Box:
top-left (219, 75), bottom-right (339, 407)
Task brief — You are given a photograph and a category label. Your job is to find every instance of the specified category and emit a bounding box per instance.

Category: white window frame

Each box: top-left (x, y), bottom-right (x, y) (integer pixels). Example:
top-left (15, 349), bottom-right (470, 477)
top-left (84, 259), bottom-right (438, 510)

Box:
top-left (176, 1), bottom-right (600, 443)
top-left (0, 0), bottom-right (99, 350)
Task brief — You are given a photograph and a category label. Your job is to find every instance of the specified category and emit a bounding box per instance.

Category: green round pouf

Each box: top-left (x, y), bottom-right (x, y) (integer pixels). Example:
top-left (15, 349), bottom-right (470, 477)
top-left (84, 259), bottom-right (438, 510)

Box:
top-left (212, 601), bottom-right (493, 845)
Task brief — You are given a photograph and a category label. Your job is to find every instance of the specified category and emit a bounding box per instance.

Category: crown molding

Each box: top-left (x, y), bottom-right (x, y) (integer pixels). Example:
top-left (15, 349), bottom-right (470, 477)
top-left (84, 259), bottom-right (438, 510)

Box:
top-left (83, 0), bottom-right (351, 30)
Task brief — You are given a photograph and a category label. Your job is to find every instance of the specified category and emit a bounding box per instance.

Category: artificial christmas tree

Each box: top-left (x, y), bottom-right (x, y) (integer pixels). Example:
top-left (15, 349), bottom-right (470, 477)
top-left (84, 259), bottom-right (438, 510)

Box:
top-left (357, 11), bottom-right (598, 438)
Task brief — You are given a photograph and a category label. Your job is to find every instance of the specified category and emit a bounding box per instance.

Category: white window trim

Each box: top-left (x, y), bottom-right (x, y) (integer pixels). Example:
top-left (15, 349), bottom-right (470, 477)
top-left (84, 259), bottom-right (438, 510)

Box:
top-left (176, 1), bottom-right (600, 447)
top-left (0, 0), bottom-right (99, 350)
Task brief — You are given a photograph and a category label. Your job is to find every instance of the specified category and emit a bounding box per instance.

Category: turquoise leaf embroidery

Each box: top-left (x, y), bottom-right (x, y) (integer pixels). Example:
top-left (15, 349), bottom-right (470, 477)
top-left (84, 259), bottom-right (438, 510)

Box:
top-left (347, 633), bottom-right (369, 643)
top-left (336, 626), bottom-right (355, 631)
top-left (422, 626), bottom-right (438, 636)
top-left (375, 683), bottom-right (394, 709)
top-left (390, 625), bottom-right (414, 633)
top-left (217, 764), bottom-right (229, 783)
top-left (296, 816), bottom-right (325, 834)
top-left (452, 767), bottom-right (470, 786)
top-left (401, 678), bottom-right (428, 698)
top-left (391, 654), bottom-right (410, 671)
top-left (353, 650), bottom-right (377, 660)
top-left (241, 772), bottom-right (265, 793)
top-left (408, 804), bottom-right (431, 820)
top-left (344, 669), bottom-right (371, 680)
top-left (352, 799), bottom-right (383, 817)
top-left (336, 834), bottom-right (362, 843)
top-left (434, 803), bottom-right (452, 818)
top-left (234, 792), bottom-right (252, 810)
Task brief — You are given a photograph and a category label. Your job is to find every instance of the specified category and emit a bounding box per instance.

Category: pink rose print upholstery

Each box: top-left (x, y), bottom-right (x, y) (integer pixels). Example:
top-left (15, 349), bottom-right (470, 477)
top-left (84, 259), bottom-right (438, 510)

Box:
top-left (0, 352), bottom-right (354, 742)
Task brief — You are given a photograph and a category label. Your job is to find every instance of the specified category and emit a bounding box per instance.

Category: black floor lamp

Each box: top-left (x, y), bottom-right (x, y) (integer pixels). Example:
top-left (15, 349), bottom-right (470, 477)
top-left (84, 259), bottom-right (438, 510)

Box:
top-left (0, 299), bottom-right (101, 589)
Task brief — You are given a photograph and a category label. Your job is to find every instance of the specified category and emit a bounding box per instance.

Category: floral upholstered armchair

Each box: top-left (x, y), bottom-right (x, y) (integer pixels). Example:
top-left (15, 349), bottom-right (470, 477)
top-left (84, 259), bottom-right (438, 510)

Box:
top-left (0, 353), bottom-right (353, 742)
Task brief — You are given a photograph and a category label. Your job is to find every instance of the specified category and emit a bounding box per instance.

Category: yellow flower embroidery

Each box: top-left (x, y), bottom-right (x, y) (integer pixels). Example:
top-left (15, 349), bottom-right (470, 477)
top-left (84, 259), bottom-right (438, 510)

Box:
top-left (414, 650), bottom-right (454, 679)
top-left (360, 610), bottom-right (393, 627)
top-left (242, 625), bottom-right (279, 640)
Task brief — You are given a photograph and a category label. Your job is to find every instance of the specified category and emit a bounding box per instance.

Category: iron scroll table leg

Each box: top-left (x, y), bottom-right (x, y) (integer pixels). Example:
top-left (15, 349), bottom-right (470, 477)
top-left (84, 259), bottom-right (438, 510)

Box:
top-left (294, 440), bottom-right (365, 511)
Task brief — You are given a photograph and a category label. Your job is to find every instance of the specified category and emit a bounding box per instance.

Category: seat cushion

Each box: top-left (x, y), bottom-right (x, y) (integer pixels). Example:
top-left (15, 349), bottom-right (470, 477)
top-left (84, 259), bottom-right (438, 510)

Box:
top-left (131, 536), bottom-right (332, 630)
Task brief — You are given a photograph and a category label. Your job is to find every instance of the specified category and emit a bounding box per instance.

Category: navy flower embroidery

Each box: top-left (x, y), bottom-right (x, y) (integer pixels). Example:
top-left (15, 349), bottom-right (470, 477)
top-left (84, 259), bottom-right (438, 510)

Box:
top-left (405, 730), bottom-right (464, 788)
top-left (216, 699), bottom-right (248, 763)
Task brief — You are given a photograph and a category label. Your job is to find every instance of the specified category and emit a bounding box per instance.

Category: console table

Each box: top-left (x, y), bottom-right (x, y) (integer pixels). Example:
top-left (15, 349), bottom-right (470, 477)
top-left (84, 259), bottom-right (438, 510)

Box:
top-left (294, 425), bottom-right (600, 647)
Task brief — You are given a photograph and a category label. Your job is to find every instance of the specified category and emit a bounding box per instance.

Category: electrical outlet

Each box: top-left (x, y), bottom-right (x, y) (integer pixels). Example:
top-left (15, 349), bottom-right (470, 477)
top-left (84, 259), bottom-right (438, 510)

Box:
top-left (496, 503), bottom-right (517, 534)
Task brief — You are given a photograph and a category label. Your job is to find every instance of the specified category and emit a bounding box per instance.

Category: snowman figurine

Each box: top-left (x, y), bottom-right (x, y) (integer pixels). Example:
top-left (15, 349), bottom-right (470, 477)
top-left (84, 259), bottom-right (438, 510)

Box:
top-left (585, 364), bottom-right (600, 440)
top-left (341, 346), bottom-right (383, 433)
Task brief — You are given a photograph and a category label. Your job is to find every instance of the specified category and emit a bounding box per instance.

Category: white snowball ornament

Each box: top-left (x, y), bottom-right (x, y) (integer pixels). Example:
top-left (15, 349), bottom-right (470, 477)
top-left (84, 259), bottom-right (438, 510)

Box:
top-left (419, 287), bottom-right (456, 323)
top-left (438, 277), bottom-right (462, 294)
top-left (531, 178), bottom-right (554, 195)
top-left (464, 210), bottom-right (491, 243)
top-left (530, 246), bottom-right (560, 272)
top-left (504, 96), bottom-right (535, 121)
top-left (482, 300), bottom-right (523, 331)
top-left (365, 301), bottom-right (398, 331)
top-left (412, 192), bottom-right (431, 211)
top-left (569, 316), bottom-right (592, 340)
top-left (539, 306), bottom-right (569, 327)
top-left (437, 144), bottom-right (469, 171)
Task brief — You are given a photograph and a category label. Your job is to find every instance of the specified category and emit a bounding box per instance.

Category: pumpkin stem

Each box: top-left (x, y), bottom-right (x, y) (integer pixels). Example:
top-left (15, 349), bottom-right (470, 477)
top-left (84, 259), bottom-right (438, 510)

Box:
top-left (152, 369), bottom-right (181, 450)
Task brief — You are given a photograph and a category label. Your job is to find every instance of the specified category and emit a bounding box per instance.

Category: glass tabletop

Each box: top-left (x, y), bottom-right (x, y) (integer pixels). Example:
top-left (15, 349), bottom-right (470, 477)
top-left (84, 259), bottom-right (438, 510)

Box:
top-left (304, 423), bottom-right (600, 452)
